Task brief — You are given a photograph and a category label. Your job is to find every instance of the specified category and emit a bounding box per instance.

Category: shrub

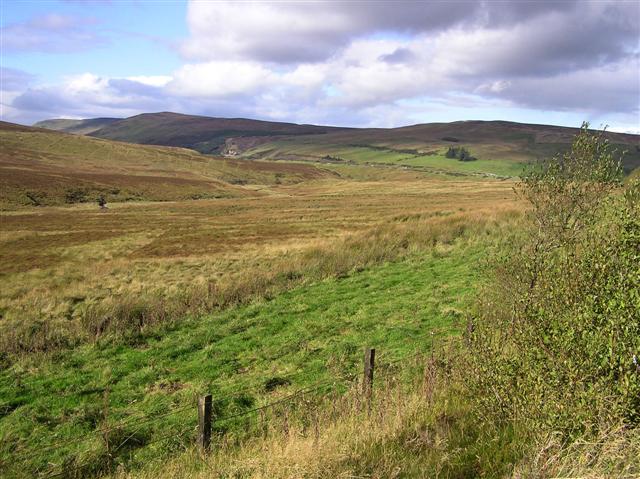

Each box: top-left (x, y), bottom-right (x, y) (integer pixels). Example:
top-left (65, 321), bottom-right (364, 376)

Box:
top-left (65, 188), bottom-right (88, 204)
top-left (468, 123), bottom-right (639, 435)
top-left (445, 146), bottom-right (477, 161)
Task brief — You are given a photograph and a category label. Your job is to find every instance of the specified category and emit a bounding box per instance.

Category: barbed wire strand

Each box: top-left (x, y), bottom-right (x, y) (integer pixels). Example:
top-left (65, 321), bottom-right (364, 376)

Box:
top-left (7, 347), bottom-right (429, 473)
top-left (10, 371), bottom-right (350, 462)
top-left (9, 366), bottom-right (325, 459)
top-left (40, 381), bottom-right (342, 478)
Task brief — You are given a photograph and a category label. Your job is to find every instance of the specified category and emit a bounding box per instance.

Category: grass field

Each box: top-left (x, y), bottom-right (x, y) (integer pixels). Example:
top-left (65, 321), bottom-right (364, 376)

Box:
top-left (244, 139), bottom-right (529, 178)
top-left (2, 118), bottom-right (637, 477)
top-left (0, 209), bottom-right (518, 478)
top-left (0, 175), bottom-right (516, 355)
top-left (12, 118), bottom-right (622, 478)
top-left (0, 130), bottom-right (520, 476)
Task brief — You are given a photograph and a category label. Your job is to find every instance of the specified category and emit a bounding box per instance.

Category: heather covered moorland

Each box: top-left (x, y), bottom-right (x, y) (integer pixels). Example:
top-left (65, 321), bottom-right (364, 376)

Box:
top-left (2, 0), bottom-right (639, 477)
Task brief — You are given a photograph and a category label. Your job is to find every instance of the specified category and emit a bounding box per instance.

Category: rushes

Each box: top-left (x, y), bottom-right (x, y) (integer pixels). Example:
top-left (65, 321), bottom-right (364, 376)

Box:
top-left (0, 207), bottom-right (519, 360)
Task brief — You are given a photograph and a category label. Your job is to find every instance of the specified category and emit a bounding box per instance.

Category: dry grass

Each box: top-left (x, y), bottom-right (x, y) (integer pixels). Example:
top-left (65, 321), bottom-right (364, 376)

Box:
top-left (0, 127), bottom-right (330, 208)
top-left (513, 427), bottom-right (640, 479)
top-left (115, 348), bottom-right (471, 479)
top-left (1, 176), bottom-right (519, 358)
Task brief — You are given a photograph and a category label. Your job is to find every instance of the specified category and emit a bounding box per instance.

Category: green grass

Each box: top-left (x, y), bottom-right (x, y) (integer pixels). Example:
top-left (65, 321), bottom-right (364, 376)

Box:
top-left (246, 140), bottom-right (527, 177)
top-left (0, 236), bottom-right (485, 478)
top-left (401, 154), bottom-right (527, 177)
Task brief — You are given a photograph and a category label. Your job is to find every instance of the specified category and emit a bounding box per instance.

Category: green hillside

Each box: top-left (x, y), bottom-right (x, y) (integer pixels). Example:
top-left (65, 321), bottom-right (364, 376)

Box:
top-left (33, 113), bottom-right (640, 175)
top-left (244, 120), bottom-right (640, 176)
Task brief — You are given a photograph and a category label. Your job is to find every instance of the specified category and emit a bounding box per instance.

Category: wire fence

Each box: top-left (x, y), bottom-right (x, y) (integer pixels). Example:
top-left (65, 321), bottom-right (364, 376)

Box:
top-left (2, 346), bottom-right (432, 479)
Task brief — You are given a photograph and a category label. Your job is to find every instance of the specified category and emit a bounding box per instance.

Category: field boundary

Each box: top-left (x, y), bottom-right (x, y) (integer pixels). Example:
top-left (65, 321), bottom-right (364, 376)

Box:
top-left (10, 346), bottom-right (432, 478)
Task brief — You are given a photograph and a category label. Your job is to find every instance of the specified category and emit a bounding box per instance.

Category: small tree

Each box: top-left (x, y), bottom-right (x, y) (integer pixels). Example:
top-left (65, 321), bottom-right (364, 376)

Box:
top-left (445, 146), bottom-right (457, 159)
top-left (469, 123), bottom-right (638, 434)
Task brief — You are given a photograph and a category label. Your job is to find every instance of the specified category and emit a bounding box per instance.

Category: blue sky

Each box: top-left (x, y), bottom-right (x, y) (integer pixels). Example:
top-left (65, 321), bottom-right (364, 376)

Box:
top-left (3, 1), bottom-right (185, 80)
top-left (2, 1), bottom-right (639, 132)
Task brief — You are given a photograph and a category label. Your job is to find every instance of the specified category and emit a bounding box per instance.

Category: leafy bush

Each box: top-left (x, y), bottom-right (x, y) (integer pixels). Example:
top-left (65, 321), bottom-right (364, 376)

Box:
top-left (469, 124), bottom-right (640, 435)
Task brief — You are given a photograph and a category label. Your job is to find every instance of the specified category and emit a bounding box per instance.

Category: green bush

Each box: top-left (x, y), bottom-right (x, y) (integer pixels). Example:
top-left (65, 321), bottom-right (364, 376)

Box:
top-left (445, 146), bottom-right (477, 161)
top-left (469, 123), bottom-right (640, 436)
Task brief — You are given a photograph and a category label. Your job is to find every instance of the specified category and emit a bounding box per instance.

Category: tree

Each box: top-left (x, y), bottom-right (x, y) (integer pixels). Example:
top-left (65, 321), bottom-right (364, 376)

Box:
top-left (469, 123), bottom-right (638, 433)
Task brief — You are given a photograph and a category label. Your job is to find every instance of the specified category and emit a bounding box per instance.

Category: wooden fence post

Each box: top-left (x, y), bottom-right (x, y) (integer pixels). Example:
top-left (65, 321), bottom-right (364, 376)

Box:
top-left (198, 394), bottom-right (212, 452)
top-left (363, 347), bottom-right (375, 405)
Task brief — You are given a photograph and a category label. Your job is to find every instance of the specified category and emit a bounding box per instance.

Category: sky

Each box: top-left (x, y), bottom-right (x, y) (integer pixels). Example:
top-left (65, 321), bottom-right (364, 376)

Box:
top-left (1, 0), bottom-right (639, 132)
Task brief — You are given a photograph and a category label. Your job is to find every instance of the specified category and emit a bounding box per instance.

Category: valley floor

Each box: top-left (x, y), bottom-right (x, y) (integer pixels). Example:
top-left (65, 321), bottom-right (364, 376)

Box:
top-left (0, 176), bottom-right (516, 355)
top-left (0, 175), bottom-right (519, 478)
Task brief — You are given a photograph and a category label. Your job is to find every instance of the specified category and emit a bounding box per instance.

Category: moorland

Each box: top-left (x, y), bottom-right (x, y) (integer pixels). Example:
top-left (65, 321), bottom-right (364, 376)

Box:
top-left (1, 115), bottom-right (638, 478)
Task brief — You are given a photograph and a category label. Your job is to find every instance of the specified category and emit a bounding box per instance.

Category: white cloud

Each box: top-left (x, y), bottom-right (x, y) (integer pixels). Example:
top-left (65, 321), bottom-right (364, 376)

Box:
top-left (167, 61), bottom-right (276, 97)
top-left (4, 0), bottom-right (639, 130)
top-left (182, 2), bottom-right (353, 63)
top-left (126, 76), bottom-right (173, 88)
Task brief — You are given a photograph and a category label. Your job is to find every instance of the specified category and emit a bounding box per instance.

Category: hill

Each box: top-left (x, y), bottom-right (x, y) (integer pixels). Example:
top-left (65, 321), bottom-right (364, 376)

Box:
top-left (33, 117), bottom-right (122, 135)
top-left (35, 113), bottom-right (640, 175)
top-left (88, 112), bottom-right (347, 154)
top-left (243, 120), bottom-right (640, 175)
top-left (0, 121), bottom-right (330, 209)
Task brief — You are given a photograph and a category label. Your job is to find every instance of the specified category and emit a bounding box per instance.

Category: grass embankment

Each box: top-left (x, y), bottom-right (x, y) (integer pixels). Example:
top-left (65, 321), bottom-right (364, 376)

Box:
top-left (0, 210), bottom-right (513, 478)
top-left (120, 350), bottom-right (500, 479)
top-left (121, 360), bottom-right (640, 479)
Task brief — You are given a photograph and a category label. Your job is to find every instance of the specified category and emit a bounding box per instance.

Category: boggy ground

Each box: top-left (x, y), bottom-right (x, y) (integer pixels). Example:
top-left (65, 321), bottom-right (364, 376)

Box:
top-left (0, 204), bottom-right (519, 479)
top-left (0, 176), bottom-right (516, 356)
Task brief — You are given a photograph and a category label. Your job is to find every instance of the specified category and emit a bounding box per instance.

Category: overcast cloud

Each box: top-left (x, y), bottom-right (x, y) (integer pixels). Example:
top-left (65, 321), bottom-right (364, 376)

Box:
top-left (2, 0), bottom-right (639, 131)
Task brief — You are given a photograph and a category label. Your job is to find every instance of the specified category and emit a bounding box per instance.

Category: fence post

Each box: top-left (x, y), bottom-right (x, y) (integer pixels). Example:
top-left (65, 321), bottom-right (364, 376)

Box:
top-left (198, 394), bottom-right (212, 452)
top-left (363, 347), bottom-right (375, 405)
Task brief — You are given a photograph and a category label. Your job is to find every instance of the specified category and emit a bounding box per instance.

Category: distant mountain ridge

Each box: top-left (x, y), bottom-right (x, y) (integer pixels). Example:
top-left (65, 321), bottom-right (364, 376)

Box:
top-left (33, 117), bottom-right (122, 135)
top-left (32, 112), bottom-right (640, 172)
top-left (93, 112), bottom-right (347, 154)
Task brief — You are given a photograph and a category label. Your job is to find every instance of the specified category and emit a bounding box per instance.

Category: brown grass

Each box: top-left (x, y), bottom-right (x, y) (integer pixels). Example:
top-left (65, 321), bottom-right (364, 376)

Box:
top-left (0, 176), bottom-right (519, 358)
top-left (0, 127), bottom-right (331, 208)
top-left (512, 427), bottom-right (640, 479)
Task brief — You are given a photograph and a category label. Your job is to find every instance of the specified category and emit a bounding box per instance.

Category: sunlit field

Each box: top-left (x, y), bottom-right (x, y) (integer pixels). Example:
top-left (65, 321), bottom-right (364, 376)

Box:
top-left (2, 0), bottom-right (639, 476)
top-left (1, 164), bottom-right (522, 477)
top-left (3, 116), bottom-right (637, 479)
top-left (0, 175), bottom-right (517, 357)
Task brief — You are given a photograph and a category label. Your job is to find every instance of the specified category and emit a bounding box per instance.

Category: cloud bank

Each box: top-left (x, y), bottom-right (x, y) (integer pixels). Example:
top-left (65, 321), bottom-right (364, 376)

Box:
top-left (3, 1), bottom-right (639, 130)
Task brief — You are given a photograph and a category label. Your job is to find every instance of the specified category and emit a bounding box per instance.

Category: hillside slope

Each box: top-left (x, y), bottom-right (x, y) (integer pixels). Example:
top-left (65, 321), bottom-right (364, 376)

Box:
top-left (33, 117), bottom-right (122, 135)
top-left (0, 121), bottom-right (329, 208)
top-left (244, 120), bottom-right (640, 174)
top-left (88, 112), bottom-right (348, 154)
top-left (35, 113), bottom-right (639, 174)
